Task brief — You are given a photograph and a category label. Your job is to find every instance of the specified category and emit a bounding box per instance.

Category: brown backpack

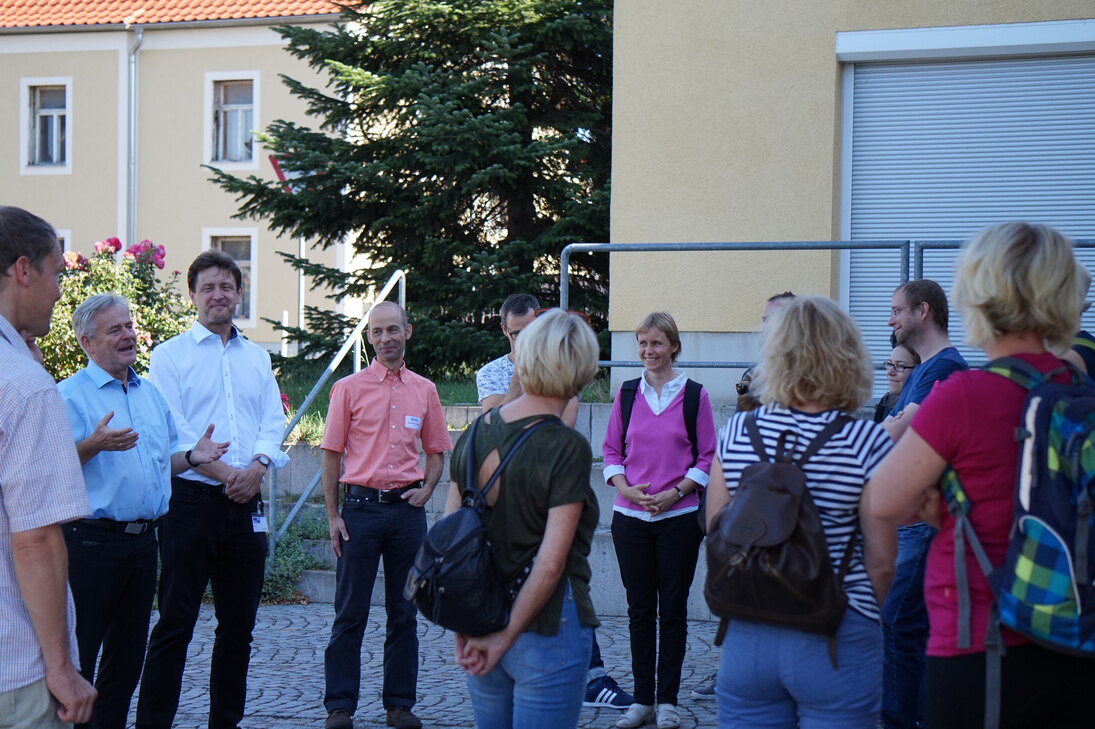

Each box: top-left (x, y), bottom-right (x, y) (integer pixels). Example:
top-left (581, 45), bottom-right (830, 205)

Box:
top-left (704, 412), bottom-right (856, 665)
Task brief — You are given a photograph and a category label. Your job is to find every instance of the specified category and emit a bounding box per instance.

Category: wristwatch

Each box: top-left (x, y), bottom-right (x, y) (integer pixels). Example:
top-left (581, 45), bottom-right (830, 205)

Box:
top-left (253, 454), bottom-right (272, 470)
top-left (674, 485), bottom-right (686, 500)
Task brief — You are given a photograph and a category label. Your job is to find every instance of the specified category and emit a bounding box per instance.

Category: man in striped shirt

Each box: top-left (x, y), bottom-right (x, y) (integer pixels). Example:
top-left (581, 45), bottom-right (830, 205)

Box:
top-left (0, 206), bottom-right (96, 728)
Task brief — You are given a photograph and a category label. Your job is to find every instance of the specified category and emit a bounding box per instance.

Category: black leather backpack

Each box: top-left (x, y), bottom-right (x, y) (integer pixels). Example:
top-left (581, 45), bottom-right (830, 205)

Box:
top-left (404, 415), bottom-right (546, 636)
top-left (704, 412), bottom-right (856, 665)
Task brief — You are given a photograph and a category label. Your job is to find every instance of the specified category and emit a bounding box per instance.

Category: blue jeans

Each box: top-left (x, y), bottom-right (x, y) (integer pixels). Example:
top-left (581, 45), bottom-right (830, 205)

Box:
top-left (466, 582), bottom-right (593, 729)
top-left (881, 522), bottom-right (934, 729)
top-left (715, 610), bottom-right (883, 729)
top-left (324, 494), bottom-right (425, 713)
top-left (136, 479), bottom-right (267, 729)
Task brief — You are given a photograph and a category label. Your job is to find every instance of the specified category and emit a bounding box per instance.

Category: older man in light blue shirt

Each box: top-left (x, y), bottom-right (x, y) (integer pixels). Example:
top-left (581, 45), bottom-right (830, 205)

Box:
top-left (57, 293), bottom-right (226, 729)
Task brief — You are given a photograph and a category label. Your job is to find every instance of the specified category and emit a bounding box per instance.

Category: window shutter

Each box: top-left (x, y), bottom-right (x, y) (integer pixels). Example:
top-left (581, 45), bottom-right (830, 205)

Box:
top-left (847, 54), bottom-right (1095, 395)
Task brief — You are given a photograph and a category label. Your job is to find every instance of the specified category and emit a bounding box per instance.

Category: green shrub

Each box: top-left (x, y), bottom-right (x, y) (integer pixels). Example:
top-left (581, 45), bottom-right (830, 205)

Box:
top-left (41, 239), bottom-right (193, 380)
top-left (262, 516), bottom-right (324, 603)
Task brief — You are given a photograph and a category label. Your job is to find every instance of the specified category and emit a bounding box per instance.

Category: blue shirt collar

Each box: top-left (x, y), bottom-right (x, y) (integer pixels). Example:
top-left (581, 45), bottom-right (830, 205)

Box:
top-left (85, 359), bottom-right (140, 389)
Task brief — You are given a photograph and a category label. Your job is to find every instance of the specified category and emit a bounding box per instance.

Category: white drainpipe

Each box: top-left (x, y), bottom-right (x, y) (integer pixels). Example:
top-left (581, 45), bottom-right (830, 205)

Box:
top-left (126, 25), bottom-right (143, 244)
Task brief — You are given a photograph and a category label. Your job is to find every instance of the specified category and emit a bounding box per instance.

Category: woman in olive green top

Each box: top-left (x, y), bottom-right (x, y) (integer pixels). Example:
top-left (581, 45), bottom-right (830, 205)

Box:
top-left (446, 309), bottom-right (601, 729)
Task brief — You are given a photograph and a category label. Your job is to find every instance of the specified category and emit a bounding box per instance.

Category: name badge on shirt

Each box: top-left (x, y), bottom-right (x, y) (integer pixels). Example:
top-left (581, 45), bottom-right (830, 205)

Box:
top-left (405, 415), bottom-right (422, 430)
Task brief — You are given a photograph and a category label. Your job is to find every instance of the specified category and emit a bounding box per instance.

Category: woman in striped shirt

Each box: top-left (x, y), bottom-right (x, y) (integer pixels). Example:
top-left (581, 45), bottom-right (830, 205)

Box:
top-left (705, 295), bottom-right (897, 729)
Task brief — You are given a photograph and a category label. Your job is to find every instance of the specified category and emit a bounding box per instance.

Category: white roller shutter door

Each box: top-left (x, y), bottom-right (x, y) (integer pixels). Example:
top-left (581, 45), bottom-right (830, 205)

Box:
top-left (846, 54), bottom-right (1095, 395)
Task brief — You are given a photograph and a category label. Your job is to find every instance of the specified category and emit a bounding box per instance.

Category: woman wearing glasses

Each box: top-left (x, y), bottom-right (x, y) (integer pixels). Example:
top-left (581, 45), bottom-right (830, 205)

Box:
top-left (602, 312), bottom-right (716, 729)
top-left (874, 336), bottom-right (921, 423)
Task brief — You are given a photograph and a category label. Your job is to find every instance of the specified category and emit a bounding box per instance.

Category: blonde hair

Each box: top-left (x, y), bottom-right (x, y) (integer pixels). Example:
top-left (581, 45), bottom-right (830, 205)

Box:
top-left (953, 222), bottom-right (1090, 354)
top-left (515, 309), bottom-right (599, 398)
top-left (752, 295), bottom-right (872, 413)
top-left (635, 311), bottom-right (681, 362)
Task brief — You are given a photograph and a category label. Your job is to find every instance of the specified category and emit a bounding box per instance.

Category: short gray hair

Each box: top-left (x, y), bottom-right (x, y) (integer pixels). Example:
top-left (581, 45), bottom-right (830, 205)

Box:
top-left (72, 293), bottom-right (130, 342)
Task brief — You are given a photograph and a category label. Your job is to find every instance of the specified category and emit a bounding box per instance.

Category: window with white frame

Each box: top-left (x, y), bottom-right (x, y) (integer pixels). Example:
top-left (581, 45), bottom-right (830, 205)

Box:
top-left (207, 74), bottom-right (258, 164)
top-left (205, 231), bottom-right (256, 325)
top-left (21, 78), bottom-right (71, 172)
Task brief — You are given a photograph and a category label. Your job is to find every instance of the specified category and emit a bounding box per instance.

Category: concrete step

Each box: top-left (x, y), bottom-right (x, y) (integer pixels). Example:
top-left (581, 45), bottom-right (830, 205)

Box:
top-left (293, 529), bottom-right (716, 620)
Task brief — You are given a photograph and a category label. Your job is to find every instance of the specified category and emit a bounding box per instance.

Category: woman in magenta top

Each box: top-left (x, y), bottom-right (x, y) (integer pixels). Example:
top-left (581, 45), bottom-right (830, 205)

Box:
top-left (870, 222), bottom-right (1095, 729)
top-left (602, 312), bottom-right (716, 729)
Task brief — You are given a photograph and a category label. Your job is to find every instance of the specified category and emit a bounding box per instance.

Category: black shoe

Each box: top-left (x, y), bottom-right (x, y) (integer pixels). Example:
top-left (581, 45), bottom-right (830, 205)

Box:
top-left (386, 707), bottom-right (423, 729)
top-left (325, 709), bottom-right (353, 729)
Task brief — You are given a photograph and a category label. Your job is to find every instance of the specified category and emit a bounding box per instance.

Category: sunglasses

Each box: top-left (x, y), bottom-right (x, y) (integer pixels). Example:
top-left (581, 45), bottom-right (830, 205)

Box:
top-left (735, 382), bottom-right (750, 396)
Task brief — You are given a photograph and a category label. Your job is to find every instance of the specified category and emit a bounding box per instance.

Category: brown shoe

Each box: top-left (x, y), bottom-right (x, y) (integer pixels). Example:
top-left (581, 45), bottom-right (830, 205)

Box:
top-left (325, 709), bottom-right (353, 729)
top-left (386, 707), bottom-right (423, 729)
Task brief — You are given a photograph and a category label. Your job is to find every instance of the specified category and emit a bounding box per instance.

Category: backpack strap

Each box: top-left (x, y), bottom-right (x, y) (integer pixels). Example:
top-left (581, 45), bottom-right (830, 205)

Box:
top-left (743, 412), bottom-right (850, 465)
top-left (618, 378), bottom-right (641, 457)
top-left (942, 465), bottom-right (1005, 729)
top-left (797, 415), bottom-right (852, 466)
top-left (462, 416), bottom-right (550, 508)
top-left (683, 378), bottom-right (702, 467)
top-left (984, 356), bottom-right (1084, 388)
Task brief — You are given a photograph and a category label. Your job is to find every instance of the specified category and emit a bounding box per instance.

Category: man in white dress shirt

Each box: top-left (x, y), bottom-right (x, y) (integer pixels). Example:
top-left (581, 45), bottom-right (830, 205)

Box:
top-left (136, 250), bottom-right (288, 729)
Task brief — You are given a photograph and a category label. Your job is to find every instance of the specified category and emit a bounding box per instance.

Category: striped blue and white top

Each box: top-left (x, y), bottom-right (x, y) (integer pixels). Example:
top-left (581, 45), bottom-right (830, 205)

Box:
top-left (715, 405), bottom-right (894, 621)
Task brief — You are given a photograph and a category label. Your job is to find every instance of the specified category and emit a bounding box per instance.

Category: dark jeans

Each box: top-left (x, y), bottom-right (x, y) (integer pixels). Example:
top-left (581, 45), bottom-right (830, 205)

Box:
top-left (64, 521), bottom-right (158, 729)
top-left (880, 522), bottom-right (934, 729)
top-left (924, 643), bottom-right (1095, 729)
top-left (324, 494), bottom-right (426, 714)
top-left (611, 510), bottom-right (703, 706)
top-left (136, 479), bottom-right (267, 729)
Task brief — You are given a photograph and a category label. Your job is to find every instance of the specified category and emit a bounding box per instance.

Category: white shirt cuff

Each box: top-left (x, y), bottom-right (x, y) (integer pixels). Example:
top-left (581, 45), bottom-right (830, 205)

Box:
top-left (603, 464), bottom-right (626, 484)
top-left (686, 467), bottom-right (710, 488)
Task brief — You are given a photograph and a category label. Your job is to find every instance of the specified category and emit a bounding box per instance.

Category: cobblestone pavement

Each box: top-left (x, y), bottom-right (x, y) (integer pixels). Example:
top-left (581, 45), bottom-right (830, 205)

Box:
top-left (156, 604), bottom-right (721, 728)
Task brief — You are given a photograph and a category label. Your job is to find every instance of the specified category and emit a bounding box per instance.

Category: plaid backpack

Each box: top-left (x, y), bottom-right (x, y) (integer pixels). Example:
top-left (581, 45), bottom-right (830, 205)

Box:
top-left (941, 356), bottom-right (1095, 729)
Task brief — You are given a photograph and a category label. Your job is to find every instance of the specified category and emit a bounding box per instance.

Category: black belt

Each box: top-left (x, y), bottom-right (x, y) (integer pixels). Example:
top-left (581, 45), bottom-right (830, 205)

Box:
top-left (343, 482), bottom-right (422, 504)
top-left (78, 517), bottom-right (160, 535)
top-left (172, 476), bottom-right (228, 496)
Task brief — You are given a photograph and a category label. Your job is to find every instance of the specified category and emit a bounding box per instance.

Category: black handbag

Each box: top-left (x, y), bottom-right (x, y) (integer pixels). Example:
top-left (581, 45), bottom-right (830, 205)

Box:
top-left (404, 415), bottom-right (546, 636)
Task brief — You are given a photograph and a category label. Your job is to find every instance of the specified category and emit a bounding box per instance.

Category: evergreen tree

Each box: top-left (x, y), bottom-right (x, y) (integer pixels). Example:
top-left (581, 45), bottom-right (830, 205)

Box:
top-left (210, 0), bottom-right (611, 375)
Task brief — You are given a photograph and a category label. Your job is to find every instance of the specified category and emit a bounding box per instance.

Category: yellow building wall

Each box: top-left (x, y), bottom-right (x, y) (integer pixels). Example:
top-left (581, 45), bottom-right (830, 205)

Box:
top-left (611, 1), bottom-right (1095, 338)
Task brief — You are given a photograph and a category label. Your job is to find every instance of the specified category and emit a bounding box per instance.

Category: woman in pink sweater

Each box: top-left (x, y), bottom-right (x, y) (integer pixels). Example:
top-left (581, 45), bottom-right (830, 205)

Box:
top-left (602, 312), bottom-right (716, 729)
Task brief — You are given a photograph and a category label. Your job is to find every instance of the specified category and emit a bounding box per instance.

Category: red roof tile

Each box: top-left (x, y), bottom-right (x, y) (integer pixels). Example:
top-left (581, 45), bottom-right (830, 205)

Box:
top-left (0, 0), bottom-right (341, 29)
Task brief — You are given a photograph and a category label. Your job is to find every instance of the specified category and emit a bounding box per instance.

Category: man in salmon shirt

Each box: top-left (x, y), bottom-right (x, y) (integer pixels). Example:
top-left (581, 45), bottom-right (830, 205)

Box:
top-left (322, 301), bottom-right (452, 729)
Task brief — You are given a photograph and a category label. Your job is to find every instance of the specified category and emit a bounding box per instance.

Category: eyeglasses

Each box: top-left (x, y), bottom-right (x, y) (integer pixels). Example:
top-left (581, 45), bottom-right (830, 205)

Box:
top-left (889, 306), bottom-right (910, 318)
top-left (534, 308), bottom-right (593, 326)
top-left (735, 382), bottom-right (750, 396)
top-left (883, 361), bottom-right (914, 373)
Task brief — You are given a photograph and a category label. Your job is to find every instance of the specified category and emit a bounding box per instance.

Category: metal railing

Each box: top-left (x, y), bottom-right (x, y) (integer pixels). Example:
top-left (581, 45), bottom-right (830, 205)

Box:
top-left (913, 238), bottom-right (1095, 280)
top-left (268, 269), bottom-right (407, 558)
top-left (560, 238), bottom-right (1095, 374)
top-left (560, 240), bottom-right (912, 370)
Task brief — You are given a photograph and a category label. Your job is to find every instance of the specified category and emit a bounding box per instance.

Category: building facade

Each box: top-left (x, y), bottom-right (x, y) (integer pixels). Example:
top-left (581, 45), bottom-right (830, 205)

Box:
top-left (0, 0), bottom-right (347, 349)
top-left (610, 3), bottom-right (1095, 400)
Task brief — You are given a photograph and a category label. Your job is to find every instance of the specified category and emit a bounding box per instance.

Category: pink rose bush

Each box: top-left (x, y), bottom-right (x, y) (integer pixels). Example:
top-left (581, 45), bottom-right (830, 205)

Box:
top-left (40, 237), bottom-right (193, 380)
